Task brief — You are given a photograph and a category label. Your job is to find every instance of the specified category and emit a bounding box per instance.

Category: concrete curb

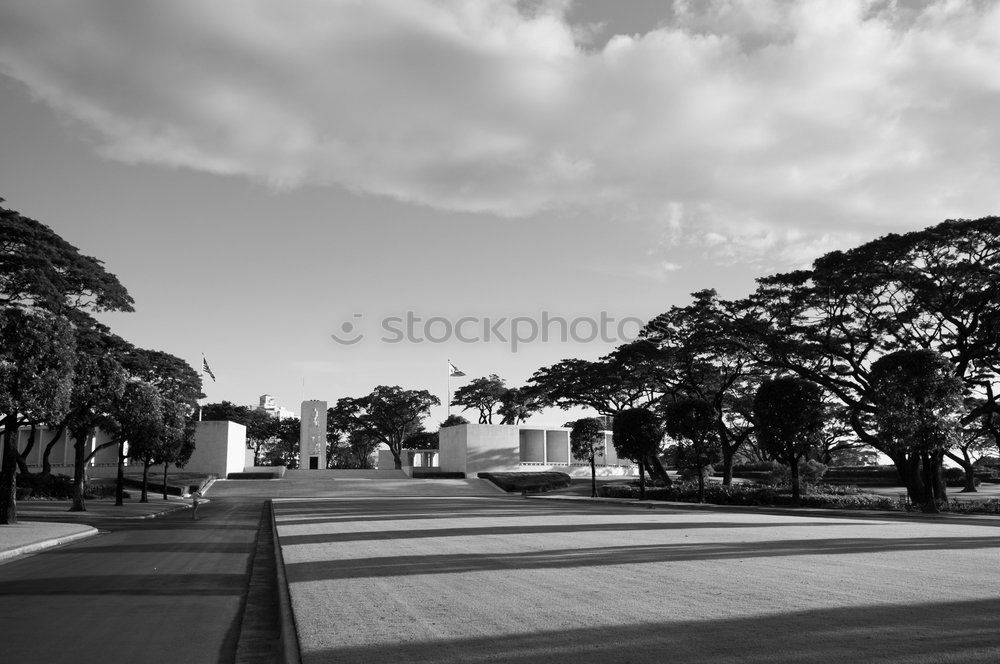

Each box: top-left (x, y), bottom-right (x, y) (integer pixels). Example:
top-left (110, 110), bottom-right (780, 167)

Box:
top-left (524, 494), bottom-right (1000, 525)
top-left (0, 526), bottom-right (99, 563)
top-left (270, 500), bottom-right (302, 664)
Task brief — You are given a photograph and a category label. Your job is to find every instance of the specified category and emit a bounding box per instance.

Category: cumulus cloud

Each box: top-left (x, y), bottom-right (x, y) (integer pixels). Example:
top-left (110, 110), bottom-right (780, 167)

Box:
top-left (1, 0), bottom-right (998, 264)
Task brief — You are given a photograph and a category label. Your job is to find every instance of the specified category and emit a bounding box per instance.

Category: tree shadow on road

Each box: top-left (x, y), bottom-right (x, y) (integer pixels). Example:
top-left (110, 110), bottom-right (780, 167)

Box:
top-left (284, 534), bottom-right (1000, 582)
top-left (278, 519), bottom-right (865, 546)
top-left (306, 596), bottom-right (1000, 664)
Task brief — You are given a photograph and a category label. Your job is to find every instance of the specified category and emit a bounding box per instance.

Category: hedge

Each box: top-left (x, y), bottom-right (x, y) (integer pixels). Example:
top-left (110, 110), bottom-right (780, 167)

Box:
top-left (477, 472), bottom-right (572, 493)
top-left (599, 481), bottom-right (905, 511)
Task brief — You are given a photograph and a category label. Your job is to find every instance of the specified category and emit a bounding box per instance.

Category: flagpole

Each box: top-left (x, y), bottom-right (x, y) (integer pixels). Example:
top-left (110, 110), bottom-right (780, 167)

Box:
top-left (447, 359), bottom-right (451, 418)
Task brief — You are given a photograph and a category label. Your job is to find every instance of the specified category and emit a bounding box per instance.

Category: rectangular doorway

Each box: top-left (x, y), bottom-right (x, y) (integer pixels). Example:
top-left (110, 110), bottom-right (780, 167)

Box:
top-left (309, 456), bottom-right (319, 470)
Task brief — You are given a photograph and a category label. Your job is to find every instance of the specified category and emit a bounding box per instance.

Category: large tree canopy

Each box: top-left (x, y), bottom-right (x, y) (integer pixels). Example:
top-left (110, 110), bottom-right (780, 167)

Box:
top-left (451, 374), bottom-right (507, 423)
top-left (0, 308), bottom-right (76, 523)
top-left (642, 289), bottom-right (760, 485)
top-left (333, 386), bottom-right (439, 470)
top-left (735, 216), bottom-right (1000, 506)
top-left (0, 199), bottom-right (134, 314)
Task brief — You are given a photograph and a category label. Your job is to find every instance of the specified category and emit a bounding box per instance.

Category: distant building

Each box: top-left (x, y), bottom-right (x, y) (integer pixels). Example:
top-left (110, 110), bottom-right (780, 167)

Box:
top-left (438, 423), bottom-right (636, 477)
top-left (254, 394), bottom-right (295, 420)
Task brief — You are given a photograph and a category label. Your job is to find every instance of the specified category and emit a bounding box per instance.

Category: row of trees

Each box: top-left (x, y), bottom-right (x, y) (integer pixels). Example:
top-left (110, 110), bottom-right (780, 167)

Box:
top-left (1, 199), bottom-right (203, 523)
top-left (454, 216), bottom-right (999, 513)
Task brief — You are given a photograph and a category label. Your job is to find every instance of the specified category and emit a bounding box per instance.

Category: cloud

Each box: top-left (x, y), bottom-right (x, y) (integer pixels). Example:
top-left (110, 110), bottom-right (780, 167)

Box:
top-left (1, 0), bottom-right (999, 263)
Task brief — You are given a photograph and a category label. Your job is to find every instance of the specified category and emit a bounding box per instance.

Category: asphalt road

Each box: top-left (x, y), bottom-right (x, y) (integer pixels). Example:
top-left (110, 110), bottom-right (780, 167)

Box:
top-left (274, 491), bottom-right (1000, 664)
top-left (0, 493), bottom-right (274, 664)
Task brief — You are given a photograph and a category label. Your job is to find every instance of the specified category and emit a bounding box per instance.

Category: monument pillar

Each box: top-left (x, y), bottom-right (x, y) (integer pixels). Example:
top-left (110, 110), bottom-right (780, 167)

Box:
top-left (300, 400), bottom-right (328, 470)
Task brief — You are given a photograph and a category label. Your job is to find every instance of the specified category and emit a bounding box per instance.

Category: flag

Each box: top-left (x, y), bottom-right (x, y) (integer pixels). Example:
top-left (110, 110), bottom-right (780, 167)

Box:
top-left (448, 361), bottom-right (466, 377)
top-left (202, 356), bottom-right (217, 382)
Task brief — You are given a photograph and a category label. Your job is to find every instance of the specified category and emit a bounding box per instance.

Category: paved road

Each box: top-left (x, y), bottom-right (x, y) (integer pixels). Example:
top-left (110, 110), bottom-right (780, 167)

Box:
top-left (275, 490), bottom-right (1000, 664)
top-left (0, 492), bottom-right (272, 664)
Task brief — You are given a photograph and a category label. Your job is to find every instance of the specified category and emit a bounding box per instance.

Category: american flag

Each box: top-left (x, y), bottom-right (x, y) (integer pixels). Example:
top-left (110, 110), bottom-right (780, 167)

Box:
top-left (202, 356), bottom-right (216, 382)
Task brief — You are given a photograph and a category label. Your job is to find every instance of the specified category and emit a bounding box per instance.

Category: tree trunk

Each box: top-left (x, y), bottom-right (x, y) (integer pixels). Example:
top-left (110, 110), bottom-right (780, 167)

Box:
top-left (889, 451), bottom-right (933, 511)
top-left (115, 442), bottom-right (126, 506)
top-left (162, 462), bottom-right (170, 500)
top-left (590, 456), bottom-right (597, 498)
top-left (697, 466), bottom-right (706, 503)
top-left (917, 452), bottom-right (939, 513)
top-left (69, 428), bottom-right (89, 512)
top-left (0, 414), bottom-right (21, 524)
top-left (646, 455), bottom-right (673, 487)
top-left (41, 424), bottom-right (66, 476)
top-left (946, 450), bottom-right (978, 492)
top-left (15, 424), bottom-right (37, 476)
top-left (720, 447), bottom-right (734, 486)
top-left (140, 460), bottom-right (150, 503)
top-left (790, 457), bottom-right (801, 504)
top-left (930, 449), bottom-right (948, 504)
top-left (638, 461), bottom-right (646, 500)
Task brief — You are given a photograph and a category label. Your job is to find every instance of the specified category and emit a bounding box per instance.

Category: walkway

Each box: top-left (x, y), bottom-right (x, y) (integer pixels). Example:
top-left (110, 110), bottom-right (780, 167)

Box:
top-left (0, 493), bottom-right (269, 664)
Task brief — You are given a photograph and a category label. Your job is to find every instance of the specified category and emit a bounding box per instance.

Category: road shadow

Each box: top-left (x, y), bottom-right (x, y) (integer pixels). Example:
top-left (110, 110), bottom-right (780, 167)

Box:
top-left (284, 534), bottom-right (1000, 582)
top-left (278, 519), bottom-right (863, 546)
top-left (305, 597), bottom-right (1000, 663)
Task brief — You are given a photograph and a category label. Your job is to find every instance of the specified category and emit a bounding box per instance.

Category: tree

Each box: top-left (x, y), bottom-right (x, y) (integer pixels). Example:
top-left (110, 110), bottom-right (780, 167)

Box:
top-left (110, 380), bottom-right (163, 506)
top-left (664, 398), bottom-right (721, 502)
top-left (1, 198), bottom-right (133, 523)
top-left (58, 325), bottom-right (128, 511)
top-left (735, 216), bottom-right (1000, 508)
top-left (201, 400), bottom-right (251, 422)
top-left (946, 398), bottom-right (995, 492)
top-left (202, 402), bottom-right (279, 466)
top-left (265, 417), bottom-right (301, 468)
top-left (870, 349), bottom-right (965, 512)
top-left (0, 309), bottom-right (76, 523)
top-left (439, 414), bottom-right (469, 428)
top-left (642, 290), bottom-right (760, 486)
top-left (752, 377), bottom-right (826, 503)
top-left (612, 409), bottom-right (667, 499)
top-left (338, 386), bottom-right (440, 470)
top-left (402, 431), bottom-right (438, 450)
top-left (531, 352), bottom-right (671, 485)
top-left (814, 403), bottom-right (875, 467)
top-left (570, 418), bottom-right (605, 498)
top-left (126, 392), bottom-right (169, 503)
top-left (114, 347), bottom-right (202, 503)
top-left (497, 386), bottom-right (543, 424)
top-left (529, 354), bottom-right (654, 416)
top-left (451, 375), bottom-right (507, 423)
top-left (0, 198), bottom-right (134, 315)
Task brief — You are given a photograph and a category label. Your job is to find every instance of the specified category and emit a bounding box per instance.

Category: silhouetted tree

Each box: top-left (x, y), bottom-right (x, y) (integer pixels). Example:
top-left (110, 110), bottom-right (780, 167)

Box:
top-left (752, 377), bottom-right (825, 503)
top-left (664, 398), bottom-right (721, 502)
top-left (570, 418), bottom-right (605, 497)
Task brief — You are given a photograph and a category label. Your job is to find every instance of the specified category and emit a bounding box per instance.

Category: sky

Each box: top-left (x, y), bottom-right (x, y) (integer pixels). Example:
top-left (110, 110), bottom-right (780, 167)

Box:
top-left (1, 0), bottom-right (999, 426)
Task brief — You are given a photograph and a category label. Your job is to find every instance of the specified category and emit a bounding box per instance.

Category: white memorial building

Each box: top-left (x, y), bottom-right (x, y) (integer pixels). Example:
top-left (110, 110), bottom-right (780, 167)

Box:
top-left (437, 423), bottom-right (636, 477)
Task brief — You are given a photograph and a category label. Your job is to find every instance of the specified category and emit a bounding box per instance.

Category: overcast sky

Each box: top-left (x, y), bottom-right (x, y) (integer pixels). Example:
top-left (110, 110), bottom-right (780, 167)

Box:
top-left (2, 0), bottom-right (998, 425)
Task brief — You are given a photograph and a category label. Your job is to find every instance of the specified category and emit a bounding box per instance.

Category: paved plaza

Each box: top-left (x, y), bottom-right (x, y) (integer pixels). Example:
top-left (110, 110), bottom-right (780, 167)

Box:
top-left (268, 481), bottom-right (1000, 664)
top-left (3, 477), bottom-right (1000, 663)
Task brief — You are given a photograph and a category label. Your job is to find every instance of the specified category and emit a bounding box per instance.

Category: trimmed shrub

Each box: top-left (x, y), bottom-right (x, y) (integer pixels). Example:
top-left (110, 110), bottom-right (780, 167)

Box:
top-left (413, 470), bottom-right (466, 479)
top-left (598, 480), bottom-right (904, 511)
top-left (939, 499), bottom-right (1000, 515)
top-left (477, 472), bottom-right (572, 493)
